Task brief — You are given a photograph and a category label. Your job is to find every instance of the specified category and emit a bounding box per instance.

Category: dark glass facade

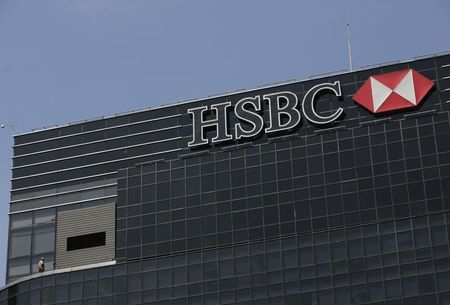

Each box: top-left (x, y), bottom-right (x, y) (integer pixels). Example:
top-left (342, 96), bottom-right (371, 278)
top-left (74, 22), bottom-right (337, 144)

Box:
top-left (2, 53), bottom-right (450, 304)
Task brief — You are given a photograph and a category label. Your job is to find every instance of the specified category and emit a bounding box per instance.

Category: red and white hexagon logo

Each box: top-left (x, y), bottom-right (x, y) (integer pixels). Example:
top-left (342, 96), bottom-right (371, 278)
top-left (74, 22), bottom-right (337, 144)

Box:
top-left (352, 69), bottom-right (434, 113)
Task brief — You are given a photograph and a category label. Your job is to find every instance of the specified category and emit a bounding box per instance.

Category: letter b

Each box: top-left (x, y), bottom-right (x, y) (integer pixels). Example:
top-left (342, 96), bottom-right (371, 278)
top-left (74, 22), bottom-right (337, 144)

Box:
top-left (264, 92), bottom-right (301, 133)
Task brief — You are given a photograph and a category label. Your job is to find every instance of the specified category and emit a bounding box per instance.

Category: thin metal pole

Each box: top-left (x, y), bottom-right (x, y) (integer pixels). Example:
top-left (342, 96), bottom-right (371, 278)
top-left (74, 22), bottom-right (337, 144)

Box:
top-left (347, 23), bottom-right (353, 72)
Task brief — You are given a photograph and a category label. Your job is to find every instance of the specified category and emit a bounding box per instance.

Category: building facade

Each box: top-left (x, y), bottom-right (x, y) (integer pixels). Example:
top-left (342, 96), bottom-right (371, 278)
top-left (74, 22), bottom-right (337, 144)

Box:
top-left (1, 53), bottom-right (450, 305)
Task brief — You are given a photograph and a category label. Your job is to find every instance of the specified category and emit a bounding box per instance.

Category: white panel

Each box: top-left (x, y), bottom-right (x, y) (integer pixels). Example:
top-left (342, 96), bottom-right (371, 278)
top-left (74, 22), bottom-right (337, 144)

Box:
top-left (394, 70), bottom-right (417, 105)
top-left (370, 77), bottom-right (392, 111)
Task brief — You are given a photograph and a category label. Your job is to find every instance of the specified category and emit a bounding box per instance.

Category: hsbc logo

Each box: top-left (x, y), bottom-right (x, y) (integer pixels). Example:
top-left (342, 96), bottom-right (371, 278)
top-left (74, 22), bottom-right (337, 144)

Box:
top-left (187, 69), bottom-right (434, 148)
top-left (187, 82), bottom-right (344, 147)
top-left (352, 69), bottom-right (434, 113)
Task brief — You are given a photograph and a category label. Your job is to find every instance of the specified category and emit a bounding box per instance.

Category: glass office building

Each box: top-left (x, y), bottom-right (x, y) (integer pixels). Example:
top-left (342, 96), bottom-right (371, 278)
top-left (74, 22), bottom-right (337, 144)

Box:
top-left (1, 52), bottom-right (450, 305)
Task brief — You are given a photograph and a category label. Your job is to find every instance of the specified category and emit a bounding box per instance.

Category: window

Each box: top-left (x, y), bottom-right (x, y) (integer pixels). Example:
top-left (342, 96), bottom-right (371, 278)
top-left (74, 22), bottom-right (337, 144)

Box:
top-left (8, 257), bottom-right (30, 277)
top-left (33, 226), bottom-right (55, 254)
top-left (34, 208), bottom-right (56, 225)
top-left (67, 232), bottom-right (106, 251)
top-left (10, 230), bottom-right (32, 258)
top-left (10, 212), bottom-right (32, 229)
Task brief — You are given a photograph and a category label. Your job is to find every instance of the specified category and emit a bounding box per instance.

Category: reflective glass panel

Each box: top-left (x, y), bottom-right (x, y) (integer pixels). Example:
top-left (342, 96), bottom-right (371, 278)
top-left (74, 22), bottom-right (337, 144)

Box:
top-left (10, 229), bottom-right (32, 258)
top-left (33, 226), bottom-right (55, 254)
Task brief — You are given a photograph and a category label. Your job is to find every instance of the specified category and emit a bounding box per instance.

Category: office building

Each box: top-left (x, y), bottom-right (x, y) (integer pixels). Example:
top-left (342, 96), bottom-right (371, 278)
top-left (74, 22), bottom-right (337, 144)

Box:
top-left (1, 52), bottom-right (450, 305)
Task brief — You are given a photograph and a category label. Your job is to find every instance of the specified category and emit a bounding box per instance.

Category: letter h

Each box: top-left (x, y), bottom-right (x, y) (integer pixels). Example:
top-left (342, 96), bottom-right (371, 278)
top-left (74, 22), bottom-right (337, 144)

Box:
top-left (188, 102), bottom-right (232, 147)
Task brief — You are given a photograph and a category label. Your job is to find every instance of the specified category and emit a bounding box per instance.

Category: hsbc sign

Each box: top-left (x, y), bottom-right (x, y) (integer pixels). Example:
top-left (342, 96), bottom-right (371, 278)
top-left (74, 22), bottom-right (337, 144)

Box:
top-left (187, 82), bottom-right (343, 147)
top-left (187, 69), bottom-right (433, 148)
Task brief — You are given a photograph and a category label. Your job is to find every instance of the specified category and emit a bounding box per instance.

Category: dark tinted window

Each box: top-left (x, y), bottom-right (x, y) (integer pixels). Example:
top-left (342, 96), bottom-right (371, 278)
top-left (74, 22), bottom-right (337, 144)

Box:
top-left (67, 232), bottom-right (106, 251)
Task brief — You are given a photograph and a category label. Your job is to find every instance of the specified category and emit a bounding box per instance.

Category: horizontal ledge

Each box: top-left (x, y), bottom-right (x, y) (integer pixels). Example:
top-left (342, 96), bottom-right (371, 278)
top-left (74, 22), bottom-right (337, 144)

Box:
top-left (402, 109), bottom-right (437, 118)
top-left (359, 117), bottom-right (391, 126)
top-left (179, 150), bottom-right (211, 159)
top-left (2, 260), bottom-right (116, 291)
top-left (313, 125), bottom-right (347, 134)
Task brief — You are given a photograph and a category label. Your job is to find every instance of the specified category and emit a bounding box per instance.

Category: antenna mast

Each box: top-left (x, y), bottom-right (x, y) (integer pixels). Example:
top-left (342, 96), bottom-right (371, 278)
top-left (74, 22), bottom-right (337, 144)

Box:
top-left (347, 23), bottom-right (353, 72)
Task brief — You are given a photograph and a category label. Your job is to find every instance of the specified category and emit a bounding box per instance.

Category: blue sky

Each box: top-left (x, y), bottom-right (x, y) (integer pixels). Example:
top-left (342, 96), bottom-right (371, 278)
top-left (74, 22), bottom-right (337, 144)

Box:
top-left (0, 0), bottom-right (449, 285)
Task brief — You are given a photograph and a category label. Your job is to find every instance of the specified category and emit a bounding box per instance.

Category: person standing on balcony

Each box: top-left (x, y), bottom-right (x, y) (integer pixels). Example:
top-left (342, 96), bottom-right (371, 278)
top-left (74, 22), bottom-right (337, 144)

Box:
top-left (38, 257), bottom-right (45, 273)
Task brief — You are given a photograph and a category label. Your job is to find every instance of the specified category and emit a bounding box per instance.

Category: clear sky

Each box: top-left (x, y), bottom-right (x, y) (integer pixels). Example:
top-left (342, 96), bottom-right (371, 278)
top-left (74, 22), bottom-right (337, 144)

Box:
top-left (0, 0), bottom-right (449, 286)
